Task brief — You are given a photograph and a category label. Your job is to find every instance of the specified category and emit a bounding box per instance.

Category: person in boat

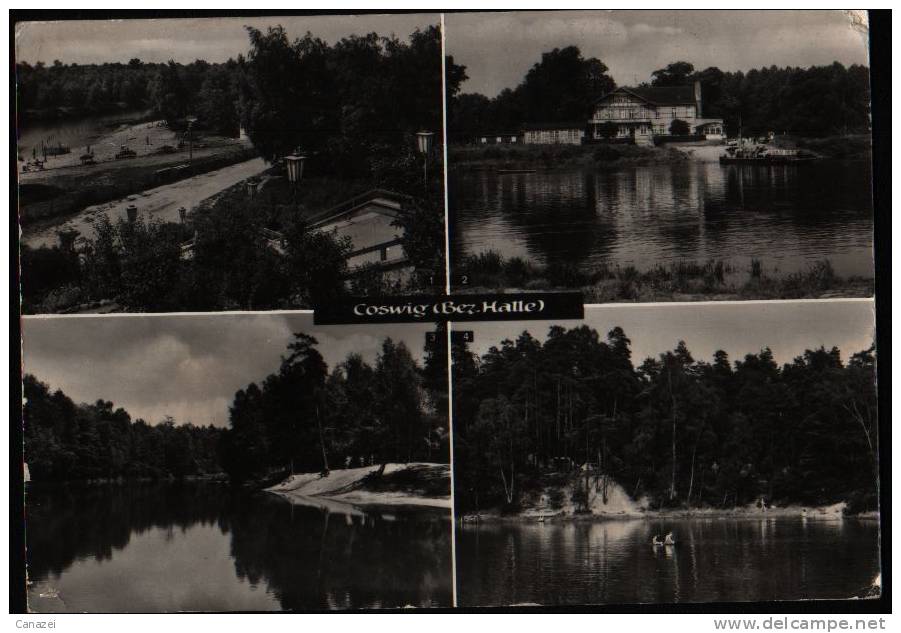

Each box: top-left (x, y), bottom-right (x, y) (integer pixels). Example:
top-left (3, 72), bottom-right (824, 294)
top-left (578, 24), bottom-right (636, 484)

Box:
top-left (664, 531), bottom-right (675, 546)
top-left (652, 534), bottom-right (665, 547)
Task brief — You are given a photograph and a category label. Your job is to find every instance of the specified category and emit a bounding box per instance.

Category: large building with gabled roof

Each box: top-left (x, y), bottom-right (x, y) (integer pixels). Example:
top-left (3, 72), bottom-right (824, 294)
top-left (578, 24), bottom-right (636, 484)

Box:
top-left (589, 81), bottom-right (724, 145)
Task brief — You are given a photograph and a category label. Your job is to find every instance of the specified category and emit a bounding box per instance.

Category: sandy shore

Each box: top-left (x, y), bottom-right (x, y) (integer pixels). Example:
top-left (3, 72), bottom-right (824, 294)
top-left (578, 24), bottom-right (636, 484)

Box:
top-left (267, 463), bottom-right (452, 510)
top-left (462, 502), bottom-right (879, 523)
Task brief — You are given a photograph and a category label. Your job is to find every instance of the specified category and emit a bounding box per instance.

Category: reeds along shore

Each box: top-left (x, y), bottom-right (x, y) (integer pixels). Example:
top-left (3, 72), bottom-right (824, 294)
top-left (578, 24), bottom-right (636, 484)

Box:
top-left (455, 251), bottom-right (874, 301)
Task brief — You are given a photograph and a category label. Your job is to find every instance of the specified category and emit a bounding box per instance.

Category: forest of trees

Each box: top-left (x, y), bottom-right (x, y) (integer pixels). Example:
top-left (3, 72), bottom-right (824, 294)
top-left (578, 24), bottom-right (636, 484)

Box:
top-left (16, 58), bottom-right (243, 136)
top-left (448, 50), bottom-right (871, 139)
top-left (23, 374), bottom-right (223, 481)
top-left (452, 325), bottom-right (878, 514)
top-left (220, 330), bottom-right (449, 484)
top-left (23, 328), bottom-right (449, 485)
top-left (18, 24), bottom-right (464, 169)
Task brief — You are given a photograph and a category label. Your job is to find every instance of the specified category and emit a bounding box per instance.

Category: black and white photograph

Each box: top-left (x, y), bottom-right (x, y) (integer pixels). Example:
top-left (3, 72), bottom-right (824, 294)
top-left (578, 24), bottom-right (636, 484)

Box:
top-left (11, 8), bottom-right (888, 621)
top-left (452, 300), bottom-right (880, 606)
top-left (21, 313), bottom-right (452, 611)
top-left (17, 14), bottom-right (447, 314)
top-left (445, 10), bottom-right (874, 302)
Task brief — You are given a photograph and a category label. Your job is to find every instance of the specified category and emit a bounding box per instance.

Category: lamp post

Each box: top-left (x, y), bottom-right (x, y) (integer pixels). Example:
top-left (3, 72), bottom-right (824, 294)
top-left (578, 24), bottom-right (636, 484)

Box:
top-left (185, 116), bottom-right (197, 166)
top-left (285, 149), bottom-right (306, 200)
top-left (415, 130), bottom-right (434, 190)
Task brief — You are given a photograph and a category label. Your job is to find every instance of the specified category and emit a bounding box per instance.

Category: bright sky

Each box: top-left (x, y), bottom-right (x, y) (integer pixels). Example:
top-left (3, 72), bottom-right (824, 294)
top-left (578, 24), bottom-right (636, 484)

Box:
top-left (445, 10), bottom-right (870, 96)
top-left (22, 313), bottom-right (438, 428)
top-left (14, 13), bottom-right (438, 65)
top-left (461, 299), bottom-right (875, 367)
top-left (21, 300), bottom-right (875, 427)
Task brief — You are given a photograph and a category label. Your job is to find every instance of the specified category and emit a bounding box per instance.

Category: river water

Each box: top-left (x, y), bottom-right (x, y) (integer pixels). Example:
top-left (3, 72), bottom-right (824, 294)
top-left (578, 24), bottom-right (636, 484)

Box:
top-left (451, 158), bottom-right (874, 282)
top-left (17, 110), bottom-right (152, 160)
top-left (26, 484), bottom-right (452, 612)
top-left (456, 517), bottom-right (880, 607)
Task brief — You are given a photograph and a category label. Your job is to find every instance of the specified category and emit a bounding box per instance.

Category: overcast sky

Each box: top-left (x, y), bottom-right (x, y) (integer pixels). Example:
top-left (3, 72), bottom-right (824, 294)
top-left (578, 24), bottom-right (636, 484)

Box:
top-left (462, 299), bottom-right (875, 367)
top-left (446, 10), bottom-right (870, 96)
top-left (22, 313), bottom-right (437, 428)
top-left (15, 13), bottom-right (438, 65)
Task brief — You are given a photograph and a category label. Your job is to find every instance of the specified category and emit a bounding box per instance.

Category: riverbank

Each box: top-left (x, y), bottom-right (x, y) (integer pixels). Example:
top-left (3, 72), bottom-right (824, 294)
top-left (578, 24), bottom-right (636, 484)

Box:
top-left (460, 484), bottom-right (877, 525)
top-left (456, 252), bottom-right (874, 302)
top-left (267, 463), bottom-right (452, 509)
top-left (461, 503), bottom-right (879, 524)
top-left (448, 143), bottom-right (689, 170)
top-left (18, 118), bottom-right (258, 226)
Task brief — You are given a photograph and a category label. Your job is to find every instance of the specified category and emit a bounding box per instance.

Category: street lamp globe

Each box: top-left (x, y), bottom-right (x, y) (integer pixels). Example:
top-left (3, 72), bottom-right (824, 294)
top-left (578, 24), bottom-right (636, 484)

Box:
top-left (415, 131), bottom-right (434, 155)
top-left (285, 150), bottom-right (306, 185)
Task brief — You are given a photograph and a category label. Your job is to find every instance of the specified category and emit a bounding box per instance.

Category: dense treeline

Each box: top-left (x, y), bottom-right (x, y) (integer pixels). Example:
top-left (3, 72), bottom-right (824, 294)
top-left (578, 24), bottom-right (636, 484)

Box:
top-left (17, 59), bottom-right (157, 116)
top-left (16, 58), bottom-right (242, 136)
top-left (448, 46), bottom-right (614, 136)
top-left (18, 24), bottom-right (461, 169)
top-left (452, 325), bottom-right (878, 513)
top-left (221, 330), bottom-right (449, 484)
top-left (23, 374), bottom-right (223, 481)
top-left (449, 51), bottom-right (871, 139)
top-left (240, 26), bottom-right (456, 170)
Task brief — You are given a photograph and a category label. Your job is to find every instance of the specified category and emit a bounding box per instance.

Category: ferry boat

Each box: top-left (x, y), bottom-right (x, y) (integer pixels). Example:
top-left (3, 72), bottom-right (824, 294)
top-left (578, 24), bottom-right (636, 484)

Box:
top-left (719, 143), bottom-right (816, 165)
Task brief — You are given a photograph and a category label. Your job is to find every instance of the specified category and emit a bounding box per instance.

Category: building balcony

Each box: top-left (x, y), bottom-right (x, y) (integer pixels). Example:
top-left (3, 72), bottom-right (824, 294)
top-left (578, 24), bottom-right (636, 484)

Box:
top-left (589, 118), bottom-right (653, 125)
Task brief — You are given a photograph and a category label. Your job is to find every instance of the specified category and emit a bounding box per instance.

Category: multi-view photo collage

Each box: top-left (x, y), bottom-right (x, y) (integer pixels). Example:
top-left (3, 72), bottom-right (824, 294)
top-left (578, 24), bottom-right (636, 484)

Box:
top-left (14, 10), bottom-right (882, 612)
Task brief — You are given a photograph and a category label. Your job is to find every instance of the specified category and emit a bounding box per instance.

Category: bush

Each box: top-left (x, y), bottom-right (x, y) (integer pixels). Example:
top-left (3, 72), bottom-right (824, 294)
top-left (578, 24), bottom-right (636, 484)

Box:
top-left (750, 258), bottom-right (763, 279)
top-left (545, 261), bottom-right (588, 287)
top-left (571, 484), bottom-right (589, 511)
top-left (547, 487), bottom-right (565, 509)
top-left (20, 244), bottom-right (82, 308)
top-left (502, 257), bottom-right (531, 287)
top-left (593, 145), bottom-right (623, 162)
top-left (669, 119), bottom-right (691, 136)
top-left (466, 250), bottom-right (504, 276)
top-left (844, 489), bottom-right (878, 515)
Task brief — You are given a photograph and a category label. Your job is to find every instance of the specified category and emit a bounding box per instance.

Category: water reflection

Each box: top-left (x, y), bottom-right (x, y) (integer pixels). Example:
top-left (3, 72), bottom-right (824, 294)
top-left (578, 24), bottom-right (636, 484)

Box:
top-left (26, 484), bottom-right (452, 612)
top-left (452, 160), bottom-right (873, 279)
top-left (17, 110), bottom-right (152, 159)
top-left (457, 518), bottom-right (879, 607)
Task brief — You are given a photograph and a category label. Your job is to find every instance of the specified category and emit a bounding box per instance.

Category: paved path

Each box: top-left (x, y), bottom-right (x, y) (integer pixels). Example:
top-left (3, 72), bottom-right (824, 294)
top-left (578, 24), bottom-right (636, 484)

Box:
top-left (23, 157), bottom-right (269, 249)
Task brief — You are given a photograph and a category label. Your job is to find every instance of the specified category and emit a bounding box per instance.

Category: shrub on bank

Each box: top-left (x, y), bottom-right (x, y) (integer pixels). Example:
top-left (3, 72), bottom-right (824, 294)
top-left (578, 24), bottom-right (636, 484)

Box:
top-left (457, 251), bottom-right (866, 302)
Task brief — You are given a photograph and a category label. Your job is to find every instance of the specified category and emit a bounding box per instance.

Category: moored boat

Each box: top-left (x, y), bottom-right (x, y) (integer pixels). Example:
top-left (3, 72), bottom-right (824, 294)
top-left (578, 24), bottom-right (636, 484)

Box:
top-left (720, 144), bottom-right (816, 165)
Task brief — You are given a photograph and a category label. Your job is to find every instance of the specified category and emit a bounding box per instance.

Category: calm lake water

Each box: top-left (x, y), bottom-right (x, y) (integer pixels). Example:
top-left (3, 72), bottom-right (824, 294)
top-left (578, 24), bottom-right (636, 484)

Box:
top-left (456, 517), bottom-right (880, 607)
top-left (17, 110), bottom-right (151, 160)
top-left (451, 159), bottom-right (874, 282)
top-left (26, 484), bottom-right (452, 612)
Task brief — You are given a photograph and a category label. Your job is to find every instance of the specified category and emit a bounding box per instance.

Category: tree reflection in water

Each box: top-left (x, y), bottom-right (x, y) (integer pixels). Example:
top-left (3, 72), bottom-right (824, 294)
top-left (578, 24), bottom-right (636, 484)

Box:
top-left (26, 483), bottom-right (452, 611)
